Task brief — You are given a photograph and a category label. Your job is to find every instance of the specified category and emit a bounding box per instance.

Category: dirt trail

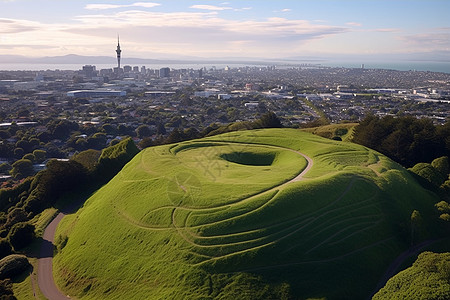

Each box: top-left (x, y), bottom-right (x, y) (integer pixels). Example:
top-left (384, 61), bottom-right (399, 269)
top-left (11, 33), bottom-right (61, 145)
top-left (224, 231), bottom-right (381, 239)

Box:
top-left (37, 212), bottom-right (71, 300)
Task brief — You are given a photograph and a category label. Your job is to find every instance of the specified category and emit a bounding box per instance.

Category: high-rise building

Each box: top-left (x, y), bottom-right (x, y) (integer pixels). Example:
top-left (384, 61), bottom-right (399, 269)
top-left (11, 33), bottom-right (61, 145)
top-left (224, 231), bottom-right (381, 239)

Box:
top-left (116, 35), bottom-right (122, 70)
top-left (159, 67), bottom-right (170, 78)
top-left (123, 65), bottom-right (132, 73)
top-left (82, 65), bottom-right (96, 78)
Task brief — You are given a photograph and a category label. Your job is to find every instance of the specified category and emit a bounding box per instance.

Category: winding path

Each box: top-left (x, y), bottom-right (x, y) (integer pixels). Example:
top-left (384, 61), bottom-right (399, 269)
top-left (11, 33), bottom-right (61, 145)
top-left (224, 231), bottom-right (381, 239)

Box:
top-left (37, 212), bottom-right (71, 299)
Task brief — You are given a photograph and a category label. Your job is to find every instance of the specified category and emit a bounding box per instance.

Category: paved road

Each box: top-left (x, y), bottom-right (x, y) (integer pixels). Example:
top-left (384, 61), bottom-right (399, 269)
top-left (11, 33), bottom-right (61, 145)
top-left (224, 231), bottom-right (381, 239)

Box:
top-left (37, 212), bottom-right (71, 300)
top-left (289, 149), bottom-right (313, 182)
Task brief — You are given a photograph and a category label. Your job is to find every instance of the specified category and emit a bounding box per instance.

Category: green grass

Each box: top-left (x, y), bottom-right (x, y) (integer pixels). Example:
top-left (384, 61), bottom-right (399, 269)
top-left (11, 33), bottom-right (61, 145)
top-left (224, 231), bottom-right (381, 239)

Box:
top-left (53, 128), bottom-right (440, 299)
top-left (301, 123), bottom-right (358, 142)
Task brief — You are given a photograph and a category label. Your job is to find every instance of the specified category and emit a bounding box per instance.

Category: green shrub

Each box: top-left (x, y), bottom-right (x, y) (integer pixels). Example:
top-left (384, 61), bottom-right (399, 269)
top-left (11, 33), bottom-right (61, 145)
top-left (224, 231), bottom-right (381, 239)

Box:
top-left (432, 156), bottom-right (449, 177)
top-left (22, 153), bottom-right (35, 163)
top-left (7, 222), bottom-right (35, 250)
top-left (9, 159), bottom-right (34, 179)
top-left (0, 278), bottom-right (16, 299)
top-left (410, 163), bottom-right (445, 186)
top-left (97, 138), bottom-right (139, 180)
top-left (334, 127), bottom-right (348, 136)
top-left (373, 252), bottom-right (450, 300)
top-left (0, 239), bottom-right (12, 259)
top-left (0, 254), bottom-right (30, 279)
top-left (32, 149), bottom-right (46, 163)
top-left (71, 149), bottom-right (101, 173)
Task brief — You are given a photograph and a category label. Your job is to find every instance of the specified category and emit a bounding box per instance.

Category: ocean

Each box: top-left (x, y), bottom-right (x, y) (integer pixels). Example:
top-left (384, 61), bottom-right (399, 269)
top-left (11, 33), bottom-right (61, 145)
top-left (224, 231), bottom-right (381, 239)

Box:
top-left (0, 61), bottom-right (449, 73)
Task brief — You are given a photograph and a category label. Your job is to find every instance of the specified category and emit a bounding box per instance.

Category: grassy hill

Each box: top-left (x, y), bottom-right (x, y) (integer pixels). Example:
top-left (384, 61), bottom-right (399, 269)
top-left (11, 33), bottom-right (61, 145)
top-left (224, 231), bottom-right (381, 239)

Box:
top-left (53, 128), bottom-right (440, 299)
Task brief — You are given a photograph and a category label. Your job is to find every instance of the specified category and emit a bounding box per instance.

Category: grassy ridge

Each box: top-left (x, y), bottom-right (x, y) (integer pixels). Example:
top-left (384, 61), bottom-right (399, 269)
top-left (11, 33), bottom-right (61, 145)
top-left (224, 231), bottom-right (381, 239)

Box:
top-left (53, 129), bottom-right (439, 299)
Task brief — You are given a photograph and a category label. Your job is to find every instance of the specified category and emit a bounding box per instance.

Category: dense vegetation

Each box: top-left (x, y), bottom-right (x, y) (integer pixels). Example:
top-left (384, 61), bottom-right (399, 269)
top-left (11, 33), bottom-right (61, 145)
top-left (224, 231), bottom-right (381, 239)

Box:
top-left (53, 129), bottom-right (442, 299)
top-left (0, 138), bottom-right (140, 297)
top-left (352, 115), bottom-right (449, 167)
top-left (373, 252), bottom-right (450, 299)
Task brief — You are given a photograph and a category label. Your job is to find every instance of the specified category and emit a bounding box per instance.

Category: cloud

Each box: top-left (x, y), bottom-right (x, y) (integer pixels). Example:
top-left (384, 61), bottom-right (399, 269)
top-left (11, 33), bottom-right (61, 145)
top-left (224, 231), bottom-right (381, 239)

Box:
top-left (401, 28), bottom-right (450, 47)
top-left (85, 2), bottom-right (160, 10)
top-left (274, 8), bottom-right (291, 13)
top-left (374, 28), bottom-right (400, 32)
top-left (0, 10), bottom-right (348, 58)
top-left (346, 22), bottom-right (362, 27)
top-left (234, 7), bottom-right (252, 12)
top-left (190, 5), bottom-right (232, 11)
top-left (0, 18), bottom-right (38, 33)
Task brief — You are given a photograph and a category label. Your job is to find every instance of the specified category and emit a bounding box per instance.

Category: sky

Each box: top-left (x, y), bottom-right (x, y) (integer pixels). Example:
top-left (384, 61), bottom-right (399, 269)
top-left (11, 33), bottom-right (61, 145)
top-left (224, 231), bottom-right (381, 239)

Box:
top-left (1, 0), bottom-right (449, 61)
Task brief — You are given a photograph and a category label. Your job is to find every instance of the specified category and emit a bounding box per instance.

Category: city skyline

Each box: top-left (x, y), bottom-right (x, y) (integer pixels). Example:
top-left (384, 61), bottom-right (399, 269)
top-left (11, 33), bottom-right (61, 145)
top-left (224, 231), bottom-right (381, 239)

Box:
top-left (1, 0), bottom-right (449, 62)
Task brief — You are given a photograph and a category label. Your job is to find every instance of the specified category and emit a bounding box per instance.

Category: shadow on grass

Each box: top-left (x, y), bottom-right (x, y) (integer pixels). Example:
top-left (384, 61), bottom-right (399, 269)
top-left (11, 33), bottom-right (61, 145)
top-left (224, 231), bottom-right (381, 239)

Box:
top-left (11, 264), bottom-right (33, 284)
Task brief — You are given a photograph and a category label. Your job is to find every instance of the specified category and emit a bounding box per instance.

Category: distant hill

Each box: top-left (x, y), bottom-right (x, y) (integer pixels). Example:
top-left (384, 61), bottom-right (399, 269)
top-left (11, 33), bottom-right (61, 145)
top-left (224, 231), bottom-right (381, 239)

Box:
top-left (0, 54), bottom-right (283, 66)
top-left (53, 129), bottom-right (441, 299)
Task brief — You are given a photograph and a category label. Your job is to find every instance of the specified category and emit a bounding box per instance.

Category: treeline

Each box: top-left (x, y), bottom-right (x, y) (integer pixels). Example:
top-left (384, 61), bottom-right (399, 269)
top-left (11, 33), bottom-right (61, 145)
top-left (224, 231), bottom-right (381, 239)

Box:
top-left (141, 111), bottom-right (282, 147)
top-left (352, 115), bottom-right (449, 167)
top-left (0, 138), bottom-right (139, 261)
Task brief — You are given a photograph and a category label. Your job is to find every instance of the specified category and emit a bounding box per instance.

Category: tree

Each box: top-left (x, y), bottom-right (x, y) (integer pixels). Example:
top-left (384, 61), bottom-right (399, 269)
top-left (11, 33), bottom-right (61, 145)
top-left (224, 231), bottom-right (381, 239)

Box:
top-left (7, 222), bottom-right (35, 250)
top-left (0, 163), bottom-right (11, 174)
top-left (136, 125), bottom-right (153, 139)
top-left (9, 159), bottom-right (34, 179)
top-left (51, 120), bottom-right (79, 140)
top-left (166, 129), bottom-right (183, 144)
top-left (432, 156), bottom-right (449, 178)
top-left (15, 140), bottom-right (31, 153)
top-left (0, 239), bottom-right (11, 259)
top-left (138, 137), bottom-right (154, 149)
top-left (71, 149), bottom-right (101, 173)
top-left (156, 123), bottom-right (166, 135)
top-left (258, 111), bottom-right (282, 128)
top-left (32, 149), bottom-right (46, 163)
top-left (13, 148), bottom-right (24, 159)
top-left (97, 138), bottom-right (139, 180)
top-left (22, 153), bottom-right (35, 162)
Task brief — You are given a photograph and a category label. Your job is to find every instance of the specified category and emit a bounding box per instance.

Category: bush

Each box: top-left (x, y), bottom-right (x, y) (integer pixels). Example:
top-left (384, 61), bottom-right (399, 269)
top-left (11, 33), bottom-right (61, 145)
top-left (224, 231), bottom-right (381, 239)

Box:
top-left (0, 254), bottom-right (30, 279)
top-left (32, 149), bottom-right (46, 163)
top-left (373, 252), bottom-right (450, 300)
top-left (9, 159), bottom-right (34, 179)
top-left (97, 138), bottom-right (139, 180)
top-left (7, 222), bottom-right (35, 250)
top-left (409, 163), bottom-right (445, 187)
top-left (0, 278), bottom-right (16, 299)
top-left (0, 163), bottom-right (11, 174)
top-left (71, 149), bottom-right (101, 173)
top-left (22, 153), bottom-right (35, 163)
top-left (335, 127), bottom-right (348, 136)
top-left (0, 240), bottom-right (12, 259)
top-left (432, 156), bottom-right (449, 177)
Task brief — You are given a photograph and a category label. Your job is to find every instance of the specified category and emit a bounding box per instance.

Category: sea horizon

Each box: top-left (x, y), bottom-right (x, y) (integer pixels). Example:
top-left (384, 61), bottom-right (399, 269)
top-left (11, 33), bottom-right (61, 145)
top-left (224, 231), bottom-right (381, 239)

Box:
top-left (0, 60), bottom-right (449, 74)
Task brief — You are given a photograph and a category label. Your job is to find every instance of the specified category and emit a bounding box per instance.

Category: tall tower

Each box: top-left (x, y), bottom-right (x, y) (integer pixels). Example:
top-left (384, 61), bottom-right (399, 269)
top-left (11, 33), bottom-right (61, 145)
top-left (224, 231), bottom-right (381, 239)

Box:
top-left (116, 35), bottom-right (122, 69)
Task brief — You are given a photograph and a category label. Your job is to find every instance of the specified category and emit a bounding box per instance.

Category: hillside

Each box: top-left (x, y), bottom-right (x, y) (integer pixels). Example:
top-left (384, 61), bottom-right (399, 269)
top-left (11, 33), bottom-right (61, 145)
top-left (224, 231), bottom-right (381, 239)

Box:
top-left (53, 129), bottom-right (440, 299)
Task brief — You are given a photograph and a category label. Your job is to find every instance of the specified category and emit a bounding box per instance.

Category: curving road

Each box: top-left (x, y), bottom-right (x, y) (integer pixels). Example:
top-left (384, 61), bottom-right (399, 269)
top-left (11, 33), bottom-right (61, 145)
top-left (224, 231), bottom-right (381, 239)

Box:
top-left (37, 212), bottom-right (71, 300)
top-left (288, 149), bottom-right (313, 182)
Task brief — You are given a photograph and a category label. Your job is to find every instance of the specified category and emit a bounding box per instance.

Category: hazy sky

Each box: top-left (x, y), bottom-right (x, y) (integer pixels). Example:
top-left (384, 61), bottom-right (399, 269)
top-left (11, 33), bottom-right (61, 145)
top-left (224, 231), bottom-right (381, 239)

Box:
top-left (1, 0), bottom-right (449, 60)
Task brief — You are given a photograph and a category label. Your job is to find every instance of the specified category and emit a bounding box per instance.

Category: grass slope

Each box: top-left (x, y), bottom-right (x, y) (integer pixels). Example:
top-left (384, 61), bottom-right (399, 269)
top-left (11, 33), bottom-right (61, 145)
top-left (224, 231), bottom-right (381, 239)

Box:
top-left (53, 129), bottom-right (439, 299)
